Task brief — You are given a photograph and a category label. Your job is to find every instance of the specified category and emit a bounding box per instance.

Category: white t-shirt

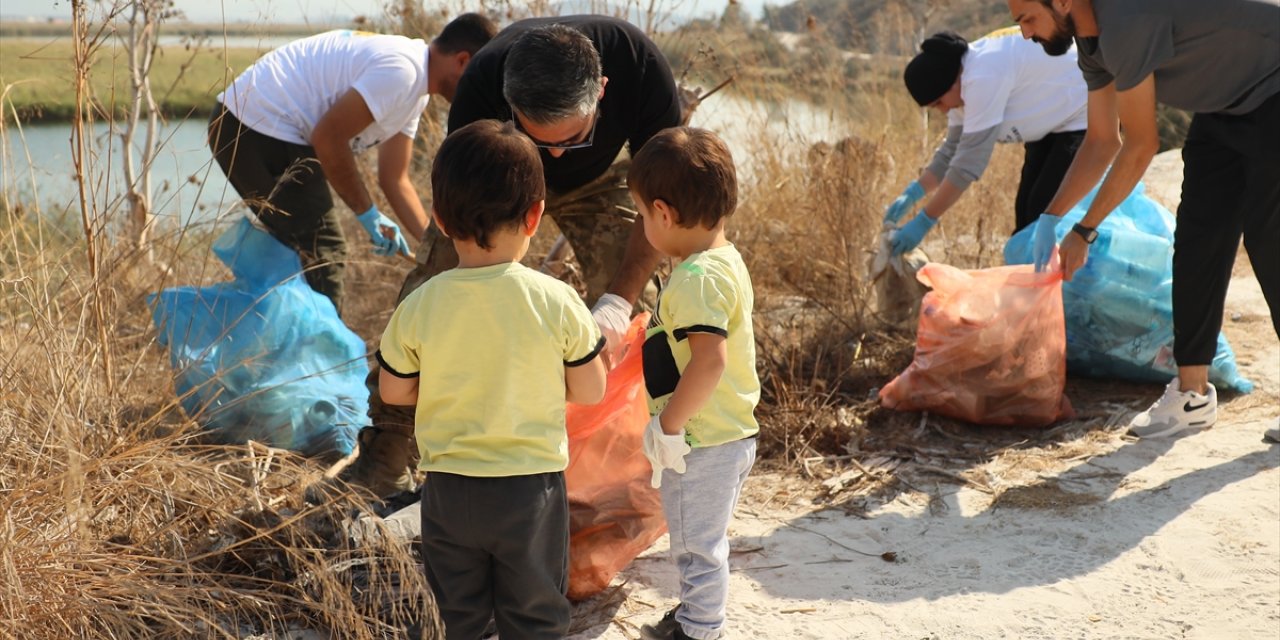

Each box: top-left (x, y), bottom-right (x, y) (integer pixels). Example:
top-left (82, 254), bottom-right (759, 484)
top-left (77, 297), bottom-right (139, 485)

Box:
top-left (218, 30), bottom-right (431, 153)
top-left (947, 27), bottom-right (1088, 143)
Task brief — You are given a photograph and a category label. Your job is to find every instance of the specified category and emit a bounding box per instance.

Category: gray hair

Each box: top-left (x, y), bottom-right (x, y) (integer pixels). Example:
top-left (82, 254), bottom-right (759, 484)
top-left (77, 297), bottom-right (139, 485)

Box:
top-left (502, 24), bottom-right (603, 124)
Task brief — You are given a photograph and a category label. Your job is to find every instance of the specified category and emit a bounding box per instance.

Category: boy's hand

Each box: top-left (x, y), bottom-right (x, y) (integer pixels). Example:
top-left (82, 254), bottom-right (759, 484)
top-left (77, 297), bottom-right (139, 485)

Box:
top-left (591, 293), bottom-right (632, 365)
top-left (642, 415), bottom-right (691, 488)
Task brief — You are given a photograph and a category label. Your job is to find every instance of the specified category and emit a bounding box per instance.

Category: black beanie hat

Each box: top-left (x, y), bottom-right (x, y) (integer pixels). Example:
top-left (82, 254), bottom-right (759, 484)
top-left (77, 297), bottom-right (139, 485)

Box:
top-left (903, 31), bottom-right (969, 106)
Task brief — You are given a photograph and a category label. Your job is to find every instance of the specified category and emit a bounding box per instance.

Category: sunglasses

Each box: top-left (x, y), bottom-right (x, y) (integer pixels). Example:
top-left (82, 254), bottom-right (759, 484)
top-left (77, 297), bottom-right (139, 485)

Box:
top-left (511, 109), bottom-right (600, 151)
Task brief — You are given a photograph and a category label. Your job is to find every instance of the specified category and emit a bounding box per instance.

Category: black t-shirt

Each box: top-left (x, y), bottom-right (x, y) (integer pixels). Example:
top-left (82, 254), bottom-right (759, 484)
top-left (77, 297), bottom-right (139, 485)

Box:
top-left (447, 15), bottom-right (681, 193)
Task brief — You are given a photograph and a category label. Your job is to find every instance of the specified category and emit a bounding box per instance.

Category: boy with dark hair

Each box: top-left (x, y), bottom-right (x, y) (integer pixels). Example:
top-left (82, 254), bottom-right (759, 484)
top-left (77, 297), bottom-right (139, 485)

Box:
top-left (628, 127), bottom-right (759, 640)
top-left (376, 119), bottom-right (608, 639)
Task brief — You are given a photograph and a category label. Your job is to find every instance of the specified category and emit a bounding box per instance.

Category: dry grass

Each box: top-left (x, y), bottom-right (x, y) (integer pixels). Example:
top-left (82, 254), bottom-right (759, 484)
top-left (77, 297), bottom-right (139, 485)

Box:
top-left (0, 217), bottom-right (442, 638)
top-left (716, 84), bottom-right (1025, 469)
top-left (0, 2), bottom-right (1057, 637)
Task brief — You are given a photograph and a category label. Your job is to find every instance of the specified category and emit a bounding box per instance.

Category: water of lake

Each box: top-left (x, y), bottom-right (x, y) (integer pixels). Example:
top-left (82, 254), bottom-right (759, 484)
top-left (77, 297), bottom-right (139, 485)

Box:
top-left (690, 93), bottom-right (852, 175)
top-left (1, 117), bottom-right (239, 228)
top-left (2, 34), bottom-right (295, 50)
top-left (0, 94), bottom-right (851, 228)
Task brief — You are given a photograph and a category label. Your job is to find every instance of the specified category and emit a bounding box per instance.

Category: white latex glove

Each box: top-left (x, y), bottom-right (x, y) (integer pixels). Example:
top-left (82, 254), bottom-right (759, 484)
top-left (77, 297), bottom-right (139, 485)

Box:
top-left (642, 415), bottom-right (692, 488)
top-left (590, 293), bottom-right (632, 359)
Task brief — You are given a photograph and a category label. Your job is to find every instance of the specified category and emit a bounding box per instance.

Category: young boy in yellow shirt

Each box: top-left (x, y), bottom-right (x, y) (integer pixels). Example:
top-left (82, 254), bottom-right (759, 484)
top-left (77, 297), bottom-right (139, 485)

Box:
top-left (629, 127), bottom-right (760, 640)
top-left (376, 119), bottom-right (608, 639)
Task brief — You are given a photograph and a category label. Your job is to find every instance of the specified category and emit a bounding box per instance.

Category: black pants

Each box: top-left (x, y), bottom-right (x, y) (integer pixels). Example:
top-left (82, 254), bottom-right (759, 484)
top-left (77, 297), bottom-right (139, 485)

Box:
top-left (1173, 90), bottom-right (1280, 366)
top-left (1014, 130), bottom-right (1086, 233)
top-left (420, 471), bottom-right (571, 640)
top-left (207, 103), bottom-right (348, 313)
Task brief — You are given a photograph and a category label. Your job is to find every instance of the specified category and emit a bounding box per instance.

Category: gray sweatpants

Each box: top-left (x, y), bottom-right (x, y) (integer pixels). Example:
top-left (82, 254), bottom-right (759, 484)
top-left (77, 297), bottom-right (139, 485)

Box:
top-left (658, 437), bottom-right (757, 640)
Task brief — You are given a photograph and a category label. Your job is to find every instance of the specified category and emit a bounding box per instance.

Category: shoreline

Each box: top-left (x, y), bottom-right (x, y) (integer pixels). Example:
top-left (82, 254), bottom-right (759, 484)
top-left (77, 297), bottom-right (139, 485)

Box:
top-left (4, 103), bottom-right (220, 125)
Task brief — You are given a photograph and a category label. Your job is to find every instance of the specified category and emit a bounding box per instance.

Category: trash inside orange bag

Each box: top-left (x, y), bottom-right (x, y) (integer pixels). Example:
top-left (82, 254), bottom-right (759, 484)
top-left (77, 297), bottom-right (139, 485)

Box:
top-left (565, 313), bottom-right (666, 601)
top-left (880, 263), bottom-right (1073, 427)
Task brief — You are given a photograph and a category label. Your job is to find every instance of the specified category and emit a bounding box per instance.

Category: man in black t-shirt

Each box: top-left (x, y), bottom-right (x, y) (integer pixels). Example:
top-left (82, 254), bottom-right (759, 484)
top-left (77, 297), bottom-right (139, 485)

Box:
top-left (344, 16), bottom-right (682, 499)
top-left (411, 16), bottom-right (680, 314)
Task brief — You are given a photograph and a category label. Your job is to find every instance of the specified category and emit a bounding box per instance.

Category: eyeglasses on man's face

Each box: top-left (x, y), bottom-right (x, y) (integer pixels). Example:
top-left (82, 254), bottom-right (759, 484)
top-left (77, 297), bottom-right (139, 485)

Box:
top-left (511, 108), bottom-right (600, 151)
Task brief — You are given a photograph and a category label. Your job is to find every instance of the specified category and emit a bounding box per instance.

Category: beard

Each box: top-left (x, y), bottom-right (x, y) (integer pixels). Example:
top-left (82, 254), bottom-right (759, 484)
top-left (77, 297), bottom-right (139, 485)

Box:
top-left (1034, 10), bottom-right (1077, 56)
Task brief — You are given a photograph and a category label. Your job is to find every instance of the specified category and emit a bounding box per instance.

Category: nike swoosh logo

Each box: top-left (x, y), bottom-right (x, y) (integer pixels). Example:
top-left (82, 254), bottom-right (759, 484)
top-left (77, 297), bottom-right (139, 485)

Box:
top-left (1184, 401), bottom-right (1210, 412)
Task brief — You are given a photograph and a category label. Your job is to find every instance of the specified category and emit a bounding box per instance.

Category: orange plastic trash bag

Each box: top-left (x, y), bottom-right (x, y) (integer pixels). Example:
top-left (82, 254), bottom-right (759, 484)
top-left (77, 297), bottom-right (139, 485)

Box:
top-left (879, 262), bottom-right (1073, 427)
top-left (565, 313), bottom-right (666, 601)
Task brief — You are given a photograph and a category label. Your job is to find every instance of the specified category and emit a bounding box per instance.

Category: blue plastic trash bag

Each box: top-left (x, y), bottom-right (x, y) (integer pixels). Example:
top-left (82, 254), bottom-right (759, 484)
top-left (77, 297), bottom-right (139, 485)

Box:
top-left (149, 218), bottom-right (369, 456)
top-left (1005, 182), bottom-right (1252, 393)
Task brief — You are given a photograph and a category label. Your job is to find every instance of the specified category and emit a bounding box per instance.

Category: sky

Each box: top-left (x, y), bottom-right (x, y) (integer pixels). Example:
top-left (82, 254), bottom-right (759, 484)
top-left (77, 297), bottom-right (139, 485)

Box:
top-left (3, 1), bottom-right (775, 25)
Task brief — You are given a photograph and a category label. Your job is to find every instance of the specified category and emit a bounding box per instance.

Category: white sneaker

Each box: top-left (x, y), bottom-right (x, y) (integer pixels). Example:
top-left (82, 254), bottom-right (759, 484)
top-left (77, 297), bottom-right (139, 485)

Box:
top-left (1128, 378), bottom-right (1217, 438)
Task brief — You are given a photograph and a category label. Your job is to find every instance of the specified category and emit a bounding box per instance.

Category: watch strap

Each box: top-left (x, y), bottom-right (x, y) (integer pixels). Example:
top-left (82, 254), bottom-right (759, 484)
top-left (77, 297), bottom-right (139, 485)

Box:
top-left (1071, 223), bottom-right (1098, 244)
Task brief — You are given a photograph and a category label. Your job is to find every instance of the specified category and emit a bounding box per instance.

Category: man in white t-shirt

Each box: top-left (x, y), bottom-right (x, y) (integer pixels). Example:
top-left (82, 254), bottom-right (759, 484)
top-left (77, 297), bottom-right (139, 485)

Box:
top-left (208, 13), bottom-right (496, 314)
top-left (881, 28), bottom-right (1088, 256)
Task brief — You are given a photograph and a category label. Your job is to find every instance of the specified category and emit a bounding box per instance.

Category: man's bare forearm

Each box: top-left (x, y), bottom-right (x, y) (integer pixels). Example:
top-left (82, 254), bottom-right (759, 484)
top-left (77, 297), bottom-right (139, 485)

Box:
top-left (606, 218), bottom-right (663, 305)
top-left (1079, 138), bottom-right (1156, 228)
top-left (1045, 135), bottom-right (1118, 216)
top-left (313, 138), bottom-right (374, 215)
top-left (381, 176), bottom-right (428, 242)
top-left (922, 177), bottom-right (967, 219)
top-left (1079, 79), bottom-right (1161, 227)
top-left (311, 88), bottom-right (378, 216)
top-left (377, 134), bottom-right (427, 241)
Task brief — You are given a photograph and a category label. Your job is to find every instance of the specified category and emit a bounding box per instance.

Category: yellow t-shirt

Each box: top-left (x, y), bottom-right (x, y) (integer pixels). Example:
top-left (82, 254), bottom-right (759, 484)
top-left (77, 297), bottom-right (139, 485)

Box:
top-left (644, 244), bottom-right (760, 447)
top-left (377, 262), bottom-right (604, 477)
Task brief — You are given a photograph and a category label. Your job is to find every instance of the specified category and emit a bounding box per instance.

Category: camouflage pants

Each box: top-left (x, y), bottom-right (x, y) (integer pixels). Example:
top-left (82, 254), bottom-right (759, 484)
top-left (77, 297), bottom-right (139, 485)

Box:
top-left (367, 158), bottom-right (637, 459)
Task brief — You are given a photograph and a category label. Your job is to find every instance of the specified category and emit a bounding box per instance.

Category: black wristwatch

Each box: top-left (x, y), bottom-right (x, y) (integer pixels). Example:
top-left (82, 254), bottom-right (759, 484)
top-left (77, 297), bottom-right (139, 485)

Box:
top-left (1071, 223), bottom-right (1099, 244)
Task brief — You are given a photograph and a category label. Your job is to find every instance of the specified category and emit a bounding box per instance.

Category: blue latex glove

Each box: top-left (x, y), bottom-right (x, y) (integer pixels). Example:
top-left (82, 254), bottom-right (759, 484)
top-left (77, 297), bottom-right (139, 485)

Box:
top-left (890, 210), bottom-right (938, 256)
top-left (357, 206), bottom-right (410, 257)
top-left (883, 180), bottom-right (926, 225)
top-left (1032, 213), bottom-right (1061, 272)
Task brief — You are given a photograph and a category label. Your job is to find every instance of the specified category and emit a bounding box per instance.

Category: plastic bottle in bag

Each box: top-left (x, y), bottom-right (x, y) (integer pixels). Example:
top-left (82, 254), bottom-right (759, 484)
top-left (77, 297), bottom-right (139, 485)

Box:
top-left (305, 400), bottom-right (337, 431)
top-left (1003, 182), bottom-right (1251, 392)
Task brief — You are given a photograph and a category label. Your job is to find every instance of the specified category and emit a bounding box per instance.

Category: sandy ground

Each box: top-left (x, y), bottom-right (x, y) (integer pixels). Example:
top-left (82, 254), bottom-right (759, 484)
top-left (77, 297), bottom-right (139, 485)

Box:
top-left (565, 152), bottom-right (1280, 639)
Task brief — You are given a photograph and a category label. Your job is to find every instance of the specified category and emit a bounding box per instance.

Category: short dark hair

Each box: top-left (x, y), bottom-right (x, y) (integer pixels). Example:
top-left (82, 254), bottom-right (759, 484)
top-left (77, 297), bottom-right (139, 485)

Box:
top-left (502, 24), bottom-right (603, 124)
top-left (431, 120), bottom-right (546, 250)
top-left (628, 127), bottom-right (738, 229)
top-left (433, 12), bottom-right (497, 56)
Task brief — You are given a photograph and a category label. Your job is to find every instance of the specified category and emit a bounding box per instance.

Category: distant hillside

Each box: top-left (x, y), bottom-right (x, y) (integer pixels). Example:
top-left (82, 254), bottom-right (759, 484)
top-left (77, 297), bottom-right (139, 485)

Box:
top-left (762, 0), bottom-right (1011, 55)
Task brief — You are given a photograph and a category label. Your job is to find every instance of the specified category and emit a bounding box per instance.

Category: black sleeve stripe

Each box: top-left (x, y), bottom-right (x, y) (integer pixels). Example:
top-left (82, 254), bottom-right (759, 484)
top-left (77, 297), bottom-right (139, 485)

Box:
top-left (672, 325), bottom-right (728, 341)
top-left (565, 336), bottom-right (607, 368)
top-left (376, 350), bottom-right (420, 379)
